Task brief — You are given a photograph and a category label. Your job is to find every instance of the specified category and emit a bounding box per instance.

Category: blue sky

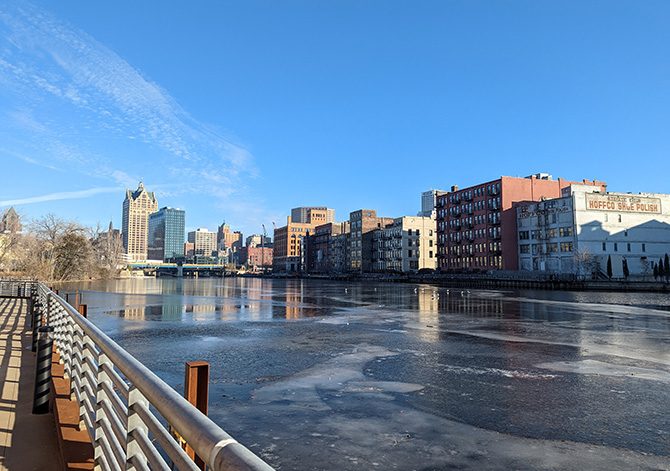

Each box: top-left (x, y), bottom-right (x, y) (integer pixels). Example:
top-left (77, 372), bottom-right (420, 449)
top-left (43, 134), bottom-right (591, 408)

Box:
top-left (0, 1), bottom-right (668, 237)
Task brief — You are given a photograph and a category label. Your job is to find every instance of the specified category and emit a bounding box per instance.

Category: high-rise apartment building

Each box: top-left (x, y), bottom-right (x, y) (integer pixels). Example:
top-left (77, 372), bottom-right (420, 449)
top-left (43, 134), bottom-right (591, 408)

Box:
top-left (290, 207), bottom-right (335, 225)
top-left (435, 173), bottom-right (606, 271)
top-left (187, 228), bottom-right (217, 261)
top-left (349, 209), bottom-right (394, 272)
top-left (122, 182), bottom-right (158, 262)
top-left (148, 207), bottom-right (185, 262)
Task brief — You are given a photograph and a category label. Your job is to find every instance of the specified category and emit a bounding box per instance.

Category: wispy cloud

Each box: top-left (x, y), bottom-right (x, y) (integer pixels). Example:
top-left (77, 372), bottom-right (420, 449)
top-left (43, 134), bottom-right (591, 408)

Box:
top-left (0, 187), bottom-right (122, 207)
top-left (0, 1), bottom-right (272, 231)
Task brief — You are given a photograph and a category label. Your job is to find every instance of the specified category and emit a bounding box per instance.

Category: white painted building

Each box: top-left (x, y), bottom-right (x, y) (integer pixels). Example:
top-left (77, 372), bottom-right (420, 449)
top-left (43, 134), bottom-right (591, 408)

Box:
top-left (517, 184), bottom-right (670, 278)
top-left (373, 216), bottom-right (437, 272)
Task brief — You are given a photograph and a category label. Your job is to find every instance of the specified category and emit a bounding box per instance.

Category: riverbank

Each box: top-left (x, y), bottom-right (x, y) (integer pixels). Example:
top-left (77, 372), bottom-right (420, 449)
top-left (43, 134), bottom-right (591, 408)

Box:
top-left (259, 272), bottom-right (670, 293)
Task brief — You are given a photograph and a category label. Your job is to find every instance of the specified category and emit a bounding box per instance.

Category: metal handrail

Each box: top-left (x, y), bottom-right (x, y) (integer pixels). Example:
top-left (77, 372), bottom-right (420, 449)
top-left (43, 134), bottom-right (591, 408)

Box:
top-left (3, 280), bottom-right (274, 471)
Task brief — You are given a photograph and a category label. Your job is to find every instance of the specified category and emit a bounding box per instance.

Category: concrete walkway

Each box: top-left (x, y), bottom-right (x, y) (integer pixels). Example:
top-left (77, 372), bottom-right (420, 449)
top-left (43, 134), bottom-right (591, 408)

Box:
top-left (0, 297), bottom-right (61, 471)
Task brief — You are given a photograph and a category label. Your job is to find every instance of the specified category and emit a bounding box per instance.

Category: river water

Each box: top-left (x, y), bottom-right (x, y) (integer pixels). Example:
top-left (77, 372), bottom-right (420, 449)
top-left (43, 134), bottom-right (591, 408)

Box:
top-left (62, 277), bottom-right (670, 470)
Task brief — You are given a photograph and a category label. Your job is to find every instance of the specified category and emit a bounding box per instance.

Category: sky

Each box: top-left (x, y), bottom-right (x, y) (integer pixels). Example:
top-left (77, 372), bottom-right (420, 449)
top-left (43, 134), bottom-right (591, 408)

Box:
top-left (0, 0), bottom-right (668, 237)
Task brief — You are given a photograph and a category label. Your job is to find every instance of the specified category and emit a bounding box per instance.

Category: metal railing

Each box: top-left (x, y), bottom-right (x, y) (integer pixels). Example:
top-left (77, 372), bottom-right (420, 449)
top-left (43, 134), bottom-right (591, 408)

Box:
top-left (3, 280), bottom-right (274, 471)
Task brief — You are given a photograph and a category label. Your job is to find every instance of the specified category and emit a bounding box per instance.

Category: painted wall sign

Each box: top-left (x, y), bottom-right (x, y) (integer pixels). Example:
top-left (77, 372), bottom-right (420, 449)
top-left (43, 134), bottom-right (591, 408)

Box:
top-left (585, 194), bottom-right (661, 214)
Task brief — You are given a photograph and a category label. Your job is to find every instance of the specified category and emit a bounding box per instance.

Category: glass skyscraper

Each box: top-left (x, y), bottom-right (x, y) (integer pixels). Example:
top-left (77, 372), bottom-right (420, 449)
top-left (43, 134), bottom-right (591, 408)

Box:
top-left (148, 207), bottom-right (185, 261)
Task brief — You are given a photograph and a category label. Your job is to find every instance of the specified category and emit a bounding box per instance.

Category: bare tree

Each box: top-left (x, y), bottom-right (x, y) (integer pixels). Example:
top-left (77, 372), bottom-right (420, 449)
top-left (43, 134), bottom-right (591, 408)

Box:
top-left (28, 214), bottom-right (87, 281)
top-left (89, 223), bottom-right (124, 278)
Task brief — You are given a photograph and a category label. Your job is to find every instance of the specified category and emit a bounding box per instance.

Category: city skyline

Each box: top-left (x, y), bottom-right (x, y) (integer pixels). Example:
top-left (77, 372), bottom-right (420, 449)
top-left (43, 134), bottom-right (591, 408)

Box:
top-left (1, 1), bottom-right (669, 237)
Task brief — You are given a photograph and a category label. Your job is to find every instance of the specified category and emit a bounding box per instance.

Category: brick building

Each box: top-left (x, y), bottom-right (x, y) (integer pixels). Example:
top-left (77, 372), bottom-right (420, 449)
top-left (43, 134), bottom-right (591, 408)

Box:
top-left (240, 246), bottom-right (273, 271)
top-left (436, 173), bottom-right (606, 271)
top-left (304, 221), bottom-right (349, 273)
top-left (349, 209), bottom-right (394, 272)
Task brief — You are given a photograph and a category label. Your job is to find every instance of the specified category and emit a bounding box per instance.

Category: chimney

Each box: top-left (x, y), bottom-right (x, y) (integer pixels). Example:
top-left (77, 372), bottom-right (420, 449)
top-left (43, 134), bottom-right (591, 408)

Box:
top-left (451, 185), bottom-right (459, 192)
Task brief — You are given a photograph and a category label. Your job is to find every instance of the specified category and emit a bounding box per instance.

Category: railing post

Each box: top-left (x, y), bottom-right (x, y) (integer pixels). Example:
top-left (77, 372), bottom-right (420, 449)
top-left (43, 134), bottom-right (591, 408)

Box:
top-left (31, 300), bottom-right (43, 353)
top-left (94, 352), bottom-right (112, 469)
top-left (32, 326), bottom-right (54, 414)
top-left (126, 386), bottom-right (149, 470)
top-left (184, 361), bottom-right (210, 469)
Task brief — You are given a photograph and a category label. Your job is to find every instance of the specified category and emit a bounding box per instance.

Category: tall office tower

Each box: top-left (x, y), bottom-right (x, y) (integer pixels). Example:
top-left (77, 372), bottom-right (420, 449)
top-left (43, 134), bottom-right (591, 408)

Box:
top-left (419, 190), bottom-right (447, 218)
top-left (148, 207), bottom-right (186, 261)
top-left (122, 182), bottom-right (158, 262)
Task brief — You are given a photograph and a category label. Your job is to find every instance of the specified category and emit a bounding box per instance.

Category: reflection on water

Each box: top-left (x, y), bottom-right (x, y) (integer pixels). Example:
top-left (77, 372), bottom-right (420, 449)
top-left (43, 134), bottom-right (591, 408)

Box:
top-left (56, 277), bottom-right (670, 469)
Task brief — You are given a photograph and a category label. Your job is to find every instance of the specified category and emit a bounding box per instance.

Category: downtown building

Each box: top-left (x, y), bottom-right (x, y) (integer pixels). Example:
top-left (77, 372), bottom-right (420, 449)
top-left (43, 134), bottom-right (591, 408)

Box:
top-left (217, 223), bottom-right (243, 265)
top-left (517, 184), bottom-right (670, 277)
top-left (273, 207), bottom-right (336, 272)
top-left (372, 216), bottom-right (437, 272)
top-left (187, 228), bottom-right (217, 263)
top-left (122, 182), bottom-right (158, 262)
top-left (148, 207), bottom-right (185, 262)
top-left (290, 207), bottom-right (335, 225)
top-left (436, 173), bottom-right (606, 271)
top-left (239, 246), bottom-right (273, 271)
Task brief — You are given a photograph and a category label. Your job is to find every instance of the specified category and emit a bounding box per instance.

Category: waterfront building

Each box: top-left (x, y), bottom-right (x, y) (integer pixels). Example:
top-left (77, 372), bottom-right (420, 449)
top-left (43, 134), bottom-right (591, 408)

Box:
top-left (419, 190), bottom-right (447, 218)
top-left (122, 182), bottom-right (158, 262)
top-left (272, 216), bottom-right (315, 272)
top-left (372, 216), bottom-right (437, 272)
top-left (304, 221), bottom-right (349, 273)
top-left (148, 207), bottom-right (185, 262)
top-left (517, 184), bottom-right (670, 277)
top-left (349, 209), bottom-right (394, 272)
top-left (329, 230), bottom-right (351, 273)
top-left (290, 207), bottom-right (335, 225)
top-left (187, 228), bottom-right (217, 263)
top-left (184, 242), bottom-right (194, 258)
top-left (435, 173), bottom-right (606, 271)
top-left (0, 207), bottom-right (21, 233)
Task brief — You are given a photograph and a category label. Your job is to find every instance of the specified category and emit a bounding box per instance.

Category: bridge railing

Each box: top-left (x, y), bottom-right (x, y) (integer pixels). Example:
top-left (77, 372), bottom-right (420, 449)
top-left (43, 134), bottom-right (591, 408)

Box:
top-left (16, 280), bottom-right (273, 471)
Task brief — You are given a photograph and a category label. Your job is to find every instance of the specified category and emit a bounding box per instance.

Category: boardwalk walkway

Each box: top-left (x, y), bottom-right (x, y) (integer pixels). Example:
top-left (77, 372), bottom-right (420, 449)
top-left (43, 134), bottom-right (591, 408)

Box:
top-left (0, 297), bottom-right (60, 471)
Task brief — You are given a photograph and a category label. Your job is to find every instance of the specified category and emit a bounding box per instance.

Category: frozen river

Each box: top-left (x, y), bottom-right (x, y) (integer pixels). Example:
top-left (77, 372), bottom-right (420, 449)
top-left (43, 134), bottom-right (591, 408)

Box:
top-left (63, 277), bottom-right (670, 470)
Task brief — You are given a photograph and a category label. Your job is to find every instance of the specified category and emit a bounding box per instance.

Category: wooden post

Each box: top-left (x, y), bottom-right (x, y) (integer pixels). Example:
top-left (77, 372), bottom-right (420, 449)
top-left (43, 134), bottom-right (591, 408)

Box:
top-left (184, 361), bottom-right (209, 469)
top-left (77, 304), bottom-right (88, 318)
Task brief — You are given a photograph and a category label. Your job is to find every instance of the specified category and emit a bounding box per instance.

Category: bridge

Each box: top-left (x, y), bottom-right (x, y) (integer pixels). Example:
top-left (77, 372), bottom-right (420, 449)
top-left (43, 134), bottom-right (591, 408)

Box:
top-left (126, 262), bottom-right (235, 278)
top-left (0, 280), bottom-right (273, 471)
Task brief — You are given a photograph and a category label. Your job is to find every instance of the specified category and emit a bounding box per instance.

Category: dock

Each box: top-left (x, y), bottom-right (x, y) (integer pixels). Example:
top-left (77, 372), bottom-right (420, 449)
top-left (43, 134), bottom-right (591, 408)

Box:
top-left (0, 297), bottom-right (60, 471)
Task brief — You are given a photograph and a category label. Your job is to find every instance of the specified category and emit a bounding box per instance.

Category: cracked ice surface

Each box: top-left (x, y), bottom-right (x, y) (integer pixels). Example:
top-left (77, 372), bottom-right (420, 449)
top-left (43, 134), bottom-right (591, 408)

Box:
top-left (64, 278), bottom-right (670, 470)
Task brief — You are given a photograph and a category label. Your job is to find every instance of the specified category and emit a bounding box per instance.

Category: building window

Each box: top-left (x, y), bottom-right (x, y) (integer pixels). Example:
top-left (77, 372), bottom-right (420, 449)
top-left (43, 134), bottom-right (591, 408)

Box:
top-left (614, 243), bottom-right (618, 252)
top-left (429, 251), bottom-right (433, 258)
top-left (618, 214), bottom-right (622, 223)
top-left (519, 231), bottom-right (529, 240)
top-left (602, 242), bottom-right (606, 251)
top-left (560, 242), bottom-right (573, 252)
top-left (627, 243), bottom-right (631, 252)
top-left (520, 244), bottom-right (530, 254)
top-left (559, 227), bottom-right (573, 237)
top-left (642, 243), bottom-right (646, 252)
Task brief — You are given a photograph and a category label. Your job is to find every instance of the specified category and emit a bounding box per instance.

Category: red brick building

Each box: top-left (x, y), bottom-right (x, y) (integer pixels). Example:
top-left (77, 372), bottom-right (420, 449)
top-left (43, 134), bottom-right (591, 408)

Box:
top-left (239, 246), bottom-right (273, 270)
top-left (436, 173), bottom-right (606, 271)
